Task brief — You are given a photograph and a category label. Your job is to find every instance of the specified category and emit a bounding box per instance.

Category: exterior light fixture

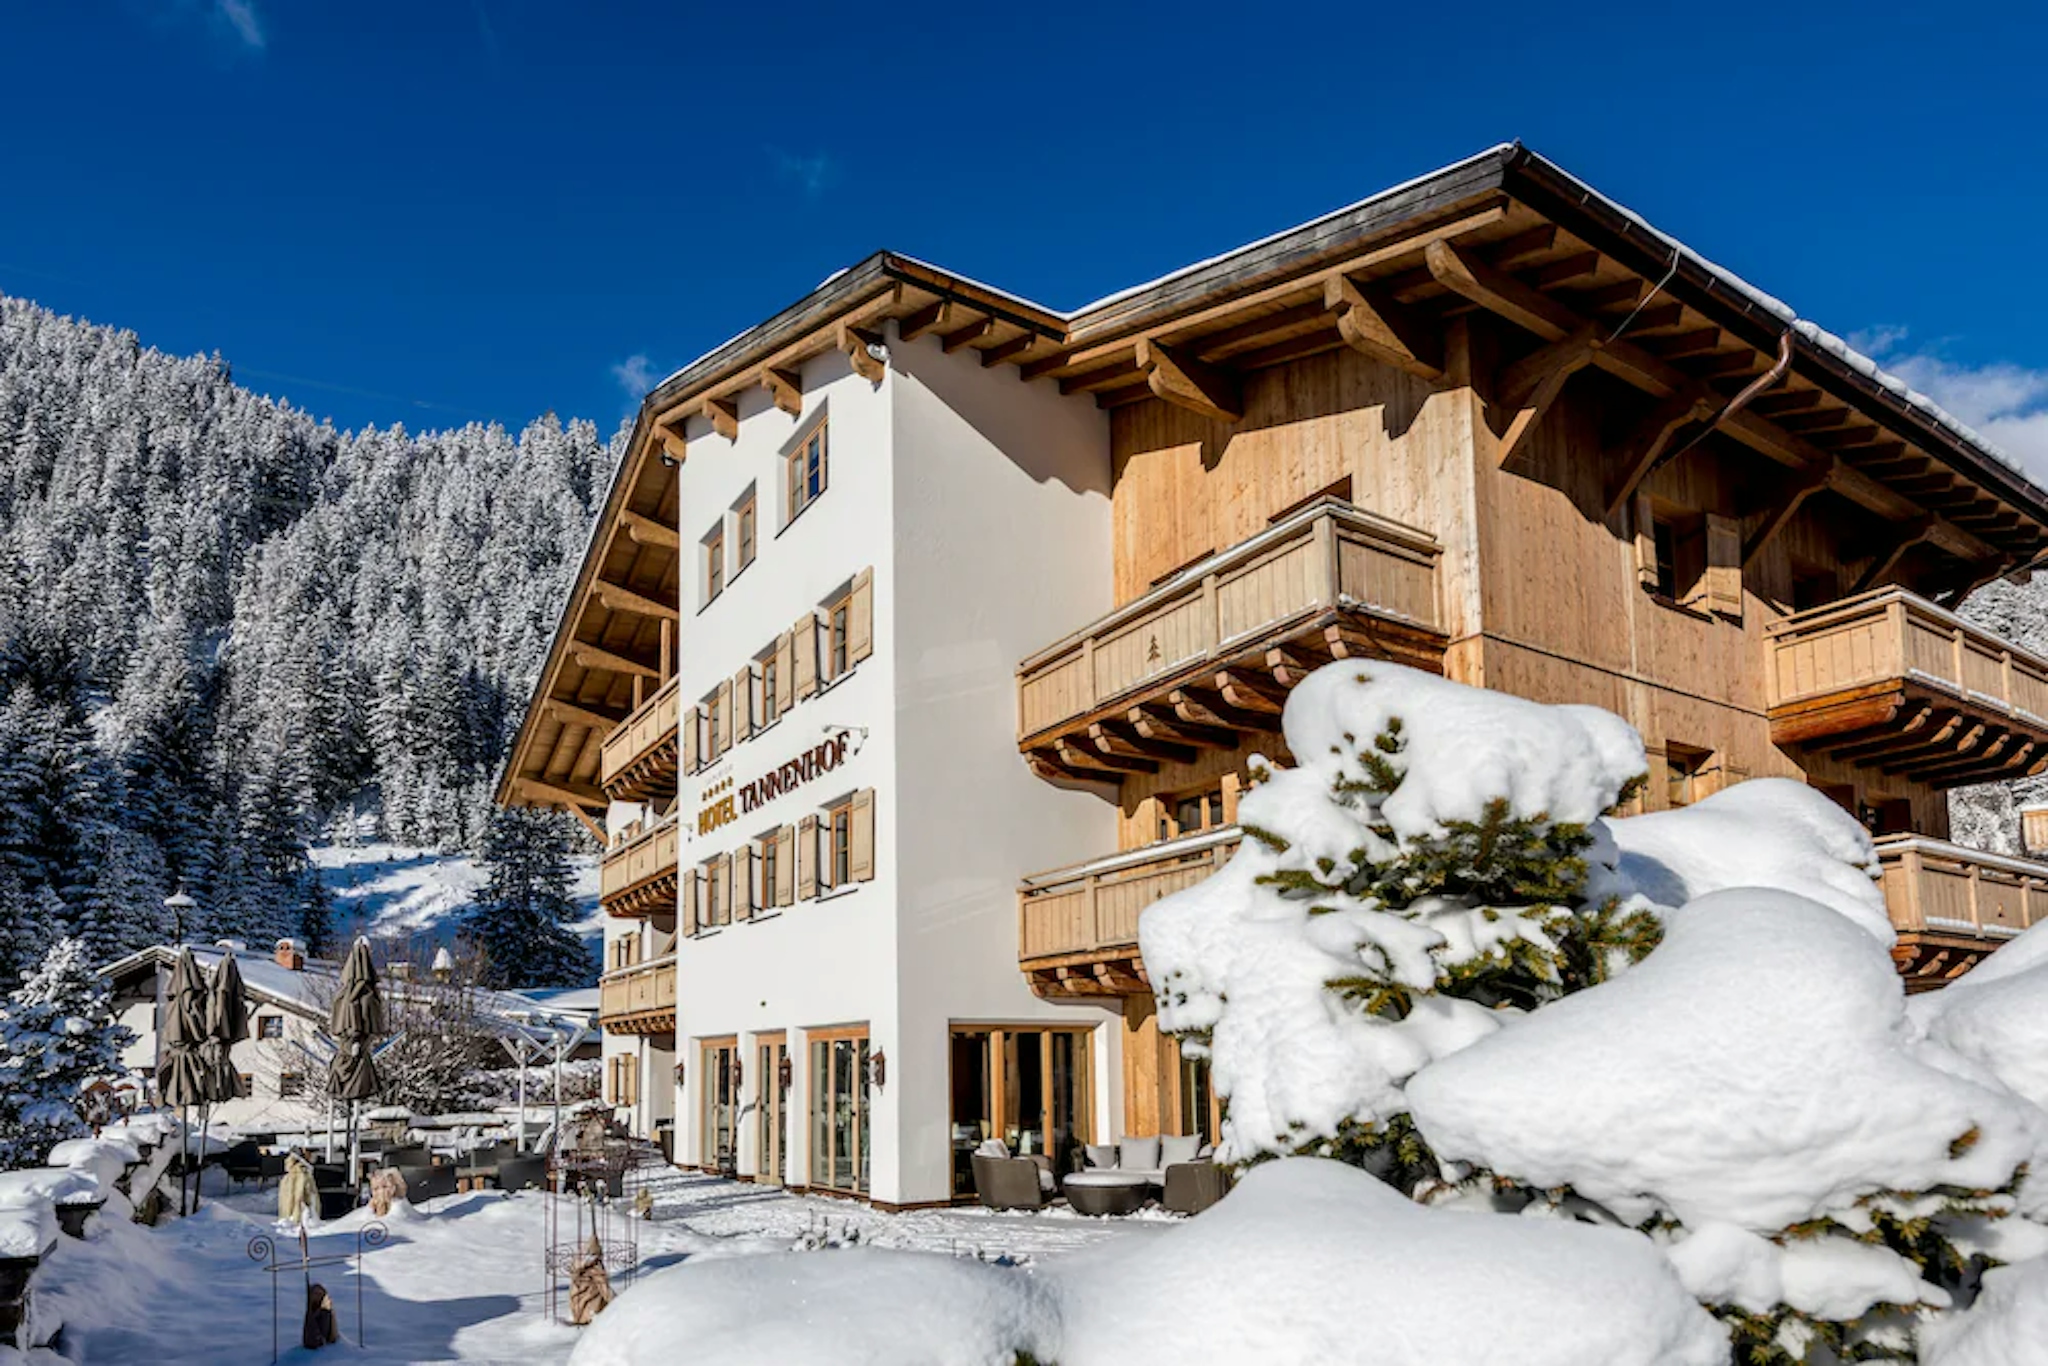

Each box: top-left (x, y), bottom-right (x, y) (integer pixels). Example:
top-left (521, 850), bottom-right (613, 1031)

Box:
top-left (868, 1049), bottom-right (886, 1089)
top-left (777, 1055), bottom-right (793, 1091)
top-left (163, 885), bottom-right (197, 943)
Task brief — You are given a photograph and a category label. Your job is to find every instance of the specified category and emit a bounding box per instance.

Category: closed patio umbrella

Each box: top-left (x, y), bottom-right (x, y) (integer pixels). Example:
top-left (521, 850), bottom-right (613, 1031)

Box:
top-left (194, 952), bottom-right (250, 1212)
top-left (156, 949), bottom-right (209, 1215)
top-left (327, 940), bottom-right (385, 1187)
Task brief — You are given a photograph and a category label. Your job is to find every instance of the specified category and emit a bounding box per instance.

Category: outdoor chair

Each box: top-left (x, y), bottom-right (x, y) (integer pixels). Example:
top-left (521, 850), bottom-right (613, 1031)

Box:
top-left (1163, 1161), bottom-right (1230, 1215)
top-left (496, 1156), bottom-right (548, 1193)
top-left (315, 1186), bottom-right (359, 1221)
top-left (970, 1153), bottom-right (1050, 1211)
top-left (311, 1163), bottom-right (349, 1190)
top-left (397, 1163), bottom-right (459, 1203)
top-left (379, 1145), bottom-right (430, 1168)
top-left (221, 1141), bottom-right (264, 1187)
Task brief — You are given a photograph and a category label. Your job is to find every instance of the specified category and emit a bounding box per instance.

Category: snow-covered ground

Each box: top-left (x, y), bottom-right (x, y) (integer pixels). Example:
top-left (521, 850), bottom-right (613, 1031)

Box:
top-left (28, 1167), bottom-right (1155, 1365)
top-left (311, 844), bottom-right (602, 943)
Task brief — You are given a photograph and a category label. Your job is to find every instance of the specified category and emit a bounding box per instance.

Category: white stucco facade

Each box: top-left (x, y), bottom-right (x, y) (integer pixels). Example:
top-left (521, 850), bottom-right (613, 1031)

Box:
top-left (647, 325), bottom-right (1120, 1207)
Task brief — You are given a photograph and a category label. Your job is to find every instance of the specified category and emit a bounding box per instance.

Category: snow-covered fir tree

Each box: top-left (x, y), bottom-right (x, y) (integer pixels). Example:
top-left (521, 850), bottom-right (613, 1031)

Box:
top-left (0, 292), bottom-right (616, 973)
top-left (464, 807), bottom-right (593, 989)
top-left (0, 936), bottom-right (133, 1168)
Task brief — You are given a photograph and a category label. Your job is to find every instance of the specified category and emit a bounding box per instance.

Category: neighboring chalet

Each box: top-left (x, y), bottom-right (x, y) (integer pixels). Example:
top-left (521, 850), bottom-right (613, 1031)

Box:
top-left (497, 142), bottom-right (2048, 1207)
top-left (101, 940), bottom-right (597, 1133)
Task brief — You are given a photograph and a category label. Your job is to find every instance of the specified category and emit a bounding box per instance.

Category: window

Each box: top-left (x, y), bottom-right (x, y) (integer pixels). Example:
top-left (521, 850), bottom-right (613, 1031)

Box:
top-left (238, 1072), bottom-right (254, 1096)
top-left (736, 493), bottom-right (757, 572)
top-left (787, 419), bottom-right (828, 523)
top-left (827, 590), bottom-right (851, 680)
top-left (809, 1029), bottom-right (869, 1193)
top-left (704, 526), bottom-right (726, 604)
top-left (826, 798), bottom-right (853, 888)
top-left (257, 1015), bottom-right (284, 1039)
top-left (949, 1025), bottom-right (1093, 1195)
top-left (1665, 743), bottom-right (1712, 808)
top-left (278, 1072), bottom-right (305, 1099)
top-left (760, 654), bottom-right (780, 726)
top-left (1159, 786), bottom-right (1226, 841)
top-left (1651, 518), bottom-right (1681, 599)
top-left (759, 835), bottom-right (780, 910)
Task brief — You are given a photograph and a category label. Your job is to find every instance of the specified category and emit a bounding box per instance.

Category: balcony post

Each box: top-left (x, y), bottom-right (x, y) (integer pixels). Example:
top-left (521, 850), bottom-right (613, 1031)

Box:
top-left (1965, 861), bottom-right (1983, 932)
top-left (1085, 872), bottom-right (1103, 951)
top-left (1201, 572), bottom-right (1220, 650)
top-left (1951, 624), bottom-right (1966, 695)
top-left (1896, 848), bottom-right (1926, 933)
top-left (1314, 512), bottom-right (1340, 608)
top-left (1081, 636), bottom-right (1098, 711)
top-left (2002, 648), bottom-right (2015, 710)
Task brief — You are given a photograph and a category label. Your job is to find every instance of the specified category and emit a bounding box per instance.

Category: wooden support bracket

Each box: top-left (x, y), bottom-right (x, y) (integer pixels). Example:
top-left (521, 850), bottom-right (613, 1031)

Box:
top-left (1136, 338), bottom-right (1242, 423)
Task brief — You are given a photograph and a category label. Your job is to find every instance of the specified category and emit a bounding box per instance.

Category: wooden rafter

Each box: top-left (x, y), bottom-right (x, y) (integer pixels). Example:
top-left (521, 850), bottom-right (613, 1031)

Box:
top-left (761, 366), bottom-right (804, 416)
top-left (620, 509), bottom-right (679, 550)
top-left (1742, 464), bottom-right (1832, 566)
top-left (839, 322), bottom-right (886, 383)
top-left (593, 579), bottom-right (677, 621)
top-left (1136, 338), bottom-right (1242, 423)
top-left (940, 316), bottom-right (996, 353)
top-left (1089, 721), bottom-right (1196, 766)
top-left (572, 641), bottom-right (661, 680)
top-left (896, 299), bottom-right (952, 342)
top-left (1603, 392), bottom-right (1718, 520)
top-left (982, 332), bottom-right (1042, 368)
top-left (543, 698), bottom-right (627, 732)
top-left (1323, 275), bottom-right (1443, 379)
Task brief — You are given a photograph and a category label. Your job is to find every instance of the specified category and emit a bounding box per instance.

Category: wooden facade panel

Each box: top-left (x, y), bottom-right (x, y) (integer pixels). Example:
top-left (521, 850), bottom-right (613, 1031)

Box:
top-left (1094, 596), bottom-right (1212, 698)
top-left (1019, 887), bottom-right (1088, 959)
top-left (1215, 540), bottom-right (1319, 643)
top-left (1019, 652), bottom-right (1089, 738)
top-left (1337, 531), bottom-right (1439, 627)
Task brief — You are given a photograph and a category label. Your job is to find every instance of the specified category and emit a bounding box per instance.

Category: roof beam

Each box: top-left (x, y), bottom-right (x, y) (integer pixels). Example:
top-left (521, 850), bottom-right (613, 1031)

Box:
top-left (701, 396), bottom-right (740, 440)
top-left (896, 299), bottom-right (953, 343)
top-left (982, 332), bottom-right (1042, 368)
top-left (838, 323), bottom-right (887, 383)
top-left (543, 698), bottom-right (628, 732)
top-left (760, 366), bottom-right (804, 416)
top-left (593, 579), bottom-right (677, 622)
top-left (1603, 392), bottom-right (1719, 520)
top-left (1323, 276), bottom-right (1443, 379)
top-left (1089, 721), bottom-right (1196, 765)
top-left (572, 641), bottom-right (662, 680)
top-left (1136, 338), bottom-right (1242, 423)
top-left (654, 421), bottom-right (687, 461)
top-left (940, 316), bottom-right (996, 353)
top-left (1742, 464), bottom-right (1832, 567)
top-left (1492, 327), bottom-right (1599, 468)
top-left (515, 776), bottom-right (608, 811)
top-left (620, 509), bottom-right (679, 550)
top-left (1852, 515), bottom-right (1936, 591)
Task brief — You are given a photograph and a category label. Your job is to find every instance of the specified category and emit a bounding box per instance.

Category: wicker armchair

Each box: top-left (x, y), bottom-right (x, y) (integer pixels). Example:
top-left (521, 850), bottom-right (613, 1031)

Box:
top-left (970, 1153), bottom-right (1050, 1211)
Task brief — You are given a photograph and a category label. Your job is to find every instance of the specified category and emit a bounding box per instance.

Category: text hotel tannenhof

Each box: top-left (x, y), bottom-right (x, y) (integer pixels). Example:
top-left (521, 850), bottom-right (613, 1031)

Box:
top-left (698, 734), bottom-right (852, 835)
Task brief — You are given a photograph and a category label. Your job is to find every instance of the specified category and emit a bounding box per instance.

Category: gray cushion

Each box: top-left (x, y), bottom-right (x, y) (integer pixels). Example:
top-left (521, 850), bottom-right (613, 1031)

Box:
top-left (1118, 1135), bottom-right (1160, 1171)
top-left (1160, 1134), bottom-right (1202, 1166)
top-left (1084, 1144), bottom-right (1117, 1170)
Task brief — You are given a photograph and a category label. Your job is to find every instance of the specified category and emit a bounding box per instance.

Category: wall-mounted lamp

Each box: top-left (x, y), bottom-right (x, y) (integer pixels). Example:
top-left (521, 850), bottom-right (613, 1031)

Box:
top-left (777, 1055), bottom-right (793, 1091)
top-left (673, 1061), bottom-right (686, 1086)
top-left (867, 1048), bottom-right (887, 1090)
top-left (864, 342), bottom-right (890, 365)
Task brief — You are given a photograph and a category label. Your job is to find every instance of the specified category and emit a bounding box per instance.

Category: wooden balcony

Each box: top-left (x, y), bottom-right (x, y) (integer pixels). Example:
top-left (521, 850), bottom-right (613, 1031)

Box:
top-left (1016, 500), bottom-right (1444, 786)
top-left (600, 675), bottom-right (682, 802)
top-left (600, 820), bottom-right (678, 922)
top-left (1018, 828), bottom-right (1240, 998)
top-left (599, 955), bottom-right (676, 1036)
top-left (1878, 835), bottom-right (2048, 991)
top-left (1766, 589), bottom-right (2048, 789)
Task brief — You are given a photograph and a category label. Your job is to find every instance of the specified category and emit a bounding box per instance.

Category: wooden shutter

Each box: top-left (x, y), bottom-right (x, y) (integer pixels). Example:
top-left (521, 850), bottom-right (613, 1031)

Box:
top-left (716, 855), bottom-right (734, 926)
top-left (735, 844), bottom-right (755, 920)
top-left (715, 678), bottom-right (733, 756)
top-left (848, 566), bottom-right (873, 666)
top-left (682, 864), bottom-right (700, 937)
top-left (793, 613), bottom-right (818, 700)
top-left (1633, 493), bottom-right (1659, 591)
top-left (731, 667), bottom-right (752, 743)
top-left (774, 632), bottom-right (795, 714)
top-left (849, 788), bottom-right (875, 883)
top-left (681, 704), bottom-right (699, 774)
top-left (775, 825), bottom-right (795, 906)
top-left (1701, 513), bottom-right (1744, 621)
top-left (797, 814), bottom-right (818, 899)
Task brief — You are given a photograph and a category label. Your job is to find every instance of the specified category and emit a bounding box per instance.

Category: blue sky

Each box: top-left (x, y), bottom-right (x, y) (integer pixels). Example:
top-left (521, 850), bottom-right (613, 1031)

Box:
top-left (3, 1), bottom-right (2045, 466)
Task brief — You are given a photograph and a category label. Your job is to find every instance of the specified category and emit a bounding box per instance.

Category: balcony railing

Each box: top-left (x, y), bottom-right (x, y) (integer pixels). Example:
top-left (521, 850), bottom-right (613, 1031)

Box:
top-left (600, 675), bottom-right (682, 801)
top-left (599, 955), bottom-right (676, 1034)
top-left (1015, 500), bottom-right (1443, 781)
top-left (600, 819), bottom-right (678, 919)
top-left (1017, 827), bottom-right (1240, 997)
top-left (1766, 588), bottom-right (2048, 788)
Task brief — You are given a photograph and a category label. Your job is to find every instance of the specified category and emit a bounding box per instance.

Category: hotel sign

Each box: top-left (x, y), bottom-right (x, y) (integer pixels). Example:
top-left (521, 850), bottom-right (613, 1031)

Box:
top-left (698, 734), bottom-right (852, 835)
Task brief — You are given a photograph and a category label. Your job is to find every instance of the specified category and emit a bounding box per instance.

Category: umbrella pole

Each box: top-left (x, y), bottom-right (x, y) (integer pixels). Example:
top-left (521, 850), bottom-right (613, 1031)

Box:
top-left (516, 1056), bottom-right (528, 1155)
top-left (194, 1102), bottom-right (206, 1213)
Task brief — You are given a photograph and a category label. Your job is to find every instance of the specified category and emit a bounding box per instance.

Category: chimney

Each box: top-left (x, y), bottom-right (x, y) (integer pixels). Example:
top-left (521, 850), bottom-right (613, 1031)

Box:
top-left (274, 938), bottom-right (305, 972)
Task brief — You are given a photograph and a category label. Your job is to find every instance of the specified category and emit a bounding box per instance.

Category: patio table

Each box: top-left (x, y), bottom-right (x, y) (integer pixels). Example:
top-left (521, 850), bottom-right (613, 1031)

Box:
top-left (1063, 1172), bottom-right (1150, 1217)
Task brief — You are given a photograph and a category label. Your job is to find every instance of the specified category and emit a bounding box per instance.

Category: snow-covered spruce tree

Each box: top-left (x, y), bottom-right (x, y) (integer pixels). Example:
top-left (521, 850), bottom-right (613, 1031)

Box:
top-left (0, 936), bottom-right (133, 1168)
top-left (1141, 662), bottom-right (1656, 1182)
top-left (464, 807), bottom-right (592, 989)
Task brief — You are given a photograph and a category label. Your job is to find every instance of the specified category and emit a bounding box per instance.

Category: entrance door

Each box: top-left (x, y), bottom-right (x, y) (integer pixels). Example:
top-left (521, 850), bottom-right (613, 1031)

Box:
top-left (756, 1034), bottom-right (788, 1186)
top-left (949, 1025), bottom-right (1093, 1195)
top-left (699, 1038), bottom-right (739, 1175)
top-left (808, 1029), bottom-right (869, 1194)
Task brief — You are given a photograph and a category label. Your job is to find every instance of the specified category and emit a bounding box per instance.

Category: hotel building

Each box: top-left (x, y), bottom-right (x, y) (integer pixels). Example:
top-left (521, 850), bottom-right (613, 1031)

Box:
top-left (498, 143), bottom-right (2048, 1207)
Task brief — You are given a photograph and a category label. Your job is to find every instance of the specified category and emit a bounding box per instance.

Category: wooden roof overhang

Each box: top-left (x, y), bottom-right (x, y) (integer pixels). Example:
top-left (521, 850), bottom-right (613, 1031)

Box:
top-left (494, 435), bottom-right (682, 836)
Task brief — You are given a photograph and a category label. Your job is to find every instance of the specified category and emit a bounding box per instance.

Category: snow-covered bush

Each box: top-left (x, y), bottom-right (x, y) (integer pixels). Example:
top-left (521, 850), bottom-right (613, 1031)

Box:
top-left (1910, 918), bottom-right (2048, 1115)
top-left (1142, 662), bottom-right (1658, 1171)
top-left (1140, 661), bottom-right (2046, 1362)
top-left (0, 938), bottom-right (133, 1169)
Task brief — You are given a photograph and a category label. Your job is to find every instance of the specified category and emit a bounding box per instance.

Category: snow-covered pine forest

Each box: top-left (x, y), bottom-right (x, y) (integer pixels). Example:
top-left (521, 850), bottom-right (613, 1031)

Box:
top-left (0, 293), bottom-right (618, 982)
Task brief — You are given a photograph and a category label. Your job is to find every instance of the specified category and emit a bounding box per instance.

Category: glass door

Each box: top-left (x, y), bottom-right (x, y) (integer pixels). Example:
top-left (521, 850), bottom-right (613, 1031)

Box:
top-left (950, 1025), bottom-right (1092, 1193)
top-left (808, 1029), bottom-right (869, 1194)
top-left (699, 1039), bottom-right (738, 1174)
top-left (756, 1035), bottom-right (787, 1186)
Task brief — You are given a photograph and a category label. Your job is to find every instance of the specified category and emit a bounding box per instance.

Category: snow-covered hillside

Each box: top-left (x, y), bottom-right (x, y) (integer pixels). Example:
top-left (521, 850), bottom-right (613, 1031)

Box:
top-left (312, 843), bottom-right (602, 945)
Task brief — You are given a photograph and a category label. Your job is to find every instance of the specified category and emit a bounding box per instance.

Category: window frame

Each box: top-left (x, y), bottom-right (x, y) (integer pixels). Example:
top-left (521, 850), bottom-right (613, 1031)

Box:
top-left (758, 833), bottom-right (780, 911)
top-left (785, 419), bottom-right (829, 526)
top-left (736, 492), bottom-right (757, 573)
top-left (278, 1071), bottom-right (306, 1099)
top-left (826, 797), bottom-right (854, 889)
top-left (703, 523), bottom-right (726, 606)
top-left (257, 1014), bottom-right (284, 1040)
top-left (827, 589), bottom-right (852, 680)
